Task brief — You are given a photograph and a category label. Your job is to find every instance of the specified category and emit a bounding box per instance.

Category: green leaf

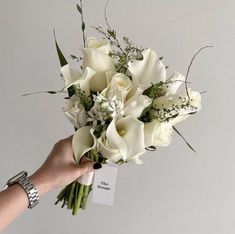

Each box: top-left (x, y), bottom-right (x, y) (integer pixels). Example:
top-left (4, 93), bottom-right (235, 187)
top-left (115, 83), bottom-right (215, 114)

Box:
top-left (53, 29), bottom-right (68, 67)
top-left (76, 4), bottom-right (82, 14)
top-left (143, 82), bottom-right (164, 99)
top-left (82, 22), bottom-right (85, 31)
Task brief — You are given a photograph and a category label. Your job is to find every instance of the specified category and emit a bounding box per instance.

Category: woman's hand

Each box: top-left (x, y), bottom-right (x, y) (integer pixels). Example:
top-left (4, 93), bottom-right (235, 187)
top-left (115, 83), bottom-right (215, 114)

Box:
top-left (0, 135), bottom-right (101, 231)
top-left (29, 135), bottom-right (101, 196)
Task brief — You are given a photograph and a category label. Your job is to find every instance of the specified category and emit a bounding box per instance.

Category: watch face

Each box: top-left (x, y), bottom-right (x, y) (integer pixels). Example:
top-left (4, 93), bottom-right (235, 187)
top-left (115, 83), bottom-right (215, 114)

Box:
top-left (8, 171), bottom-right (27, 185)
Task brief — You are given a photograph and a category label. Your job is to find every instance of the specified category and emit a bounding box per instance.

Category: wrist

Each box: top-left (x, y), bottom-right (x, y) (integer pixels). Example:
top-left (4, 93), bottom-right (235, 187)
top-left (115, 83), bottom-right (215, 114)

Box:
top-left (29, 171), bottom-right (53, 196)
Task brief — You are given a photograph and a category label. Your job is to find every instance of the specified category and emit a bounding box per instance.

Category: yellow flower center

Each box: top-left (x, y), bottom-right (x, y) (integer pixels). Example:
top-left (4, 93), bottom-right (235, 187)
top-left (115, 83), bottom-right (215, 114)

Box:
top-left (118, 129), bottom-right (126, 137)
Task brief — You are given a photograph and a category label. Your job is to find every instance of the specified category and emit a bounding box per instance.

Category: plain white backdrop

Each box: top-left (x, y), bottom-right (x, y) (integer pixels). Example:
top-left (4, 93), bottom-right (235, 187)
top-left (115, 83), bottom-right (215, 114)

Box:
top-left (0, 0), bottom-right (235, 233)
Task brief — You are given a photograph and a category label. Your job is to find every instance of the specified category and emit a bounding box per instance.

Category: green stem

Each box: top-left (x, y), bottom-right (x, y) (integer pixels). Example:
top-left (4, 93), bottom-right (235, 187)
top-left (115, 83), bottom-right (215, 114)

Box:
top-left (72, 182), bottom-right (79, 215)
top-left (67, 182), bottom-right (76, 209)
top-left (73, 184), bottom-right (85, 215)
top-left (81, 185), bottom-right (90, 209)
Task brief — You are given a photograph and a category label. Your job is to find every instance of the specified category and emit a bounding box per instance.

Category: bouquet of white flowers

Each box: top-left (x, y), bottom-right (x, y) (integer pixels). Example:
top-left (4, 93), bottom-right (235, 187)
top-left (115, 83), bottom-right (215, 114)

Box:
top-left (41, 1), bottom-right (211, 215)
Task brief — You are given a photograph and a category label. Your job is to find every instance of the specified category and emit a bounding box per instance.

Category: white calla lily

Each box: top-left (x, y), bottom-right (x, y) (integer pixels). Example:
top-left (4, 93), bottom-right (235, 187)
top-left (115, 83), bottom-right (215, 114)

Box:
top-left (124, 88), bottom-right (152, 118)
top-left (128, 48), bottom-right (166, 90)
top-left (72, 127), bottom-right (98, 186)
top-left (72, 126), bottom-right (96, 162)
top-left (82, 48), bottom-right (115, 91)
top-left (60, 65), bottom-right (95, 95)
top-left (98, 116), bottom-right (146, 164)
top-left (144, 120), bottom-right (173, 147)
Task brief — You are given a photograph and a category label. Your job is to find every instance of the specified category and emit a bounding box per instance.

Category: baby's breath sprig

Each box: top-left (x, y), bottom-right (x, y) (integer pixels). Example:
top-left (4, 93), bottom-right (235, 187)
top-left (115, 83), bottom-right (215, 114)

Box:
top-left (68, 85), bottom-right (93, 111)
top-left (92, 25), bottom-right (144, 74)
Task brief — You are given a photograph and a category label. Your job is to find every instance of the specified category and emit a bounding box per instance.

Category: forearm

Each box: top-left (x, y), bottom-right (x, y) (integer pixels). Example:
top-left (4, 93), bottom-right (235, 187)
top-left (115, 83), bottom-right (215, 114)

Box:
top-left (0, 136), bottom-right (98, 232)
top-left (0, 172), bottom-right (50, 232)
top-left (0, 184), bottom-right (29, 231)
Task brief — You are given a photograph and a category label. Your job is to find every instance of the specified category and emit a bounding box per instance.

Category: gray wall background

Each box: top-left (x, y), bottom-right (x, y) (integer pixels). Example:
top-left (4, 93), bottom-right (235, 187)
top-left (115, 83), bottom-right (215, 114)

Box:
top-left (0, 0), bottom-right (234, 233)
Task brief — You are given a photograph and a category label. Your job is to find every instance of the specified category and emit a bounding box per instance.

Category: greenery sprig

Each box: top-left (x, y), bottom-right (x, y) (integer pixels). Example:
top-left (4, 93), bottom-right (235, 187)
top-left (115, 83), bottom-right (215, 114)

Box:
top-left (92, 25), bottom-right (144, 74)
top-left (68, 85), bottom-right (93, 111)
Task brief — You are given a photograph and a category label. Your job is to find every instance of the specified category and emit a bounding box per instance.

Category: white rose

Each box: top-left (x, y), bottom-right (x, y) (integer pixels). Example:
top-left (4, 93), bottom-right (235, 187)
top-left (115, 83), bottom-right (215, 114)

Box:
top-left (124, 88), bottom-right (152, 118)
top-left (86, 37), bottom-right (112, 54)
top-left (102, 73), bottom-right (133, 103)
top-left (98, 116), bottom-right (146, 164)
top-left (128, 48), bottom-right (166, 90)
top-left (60, 65), bottom-right (95, 95)
top-left (82, 38), bottom-right (115, 91)
top-left (144, 120), bottom-right (173, 147)
top-left (152, 89), bottom-right (201, 125)
top-left (64, 95), bottom-right (87, 129)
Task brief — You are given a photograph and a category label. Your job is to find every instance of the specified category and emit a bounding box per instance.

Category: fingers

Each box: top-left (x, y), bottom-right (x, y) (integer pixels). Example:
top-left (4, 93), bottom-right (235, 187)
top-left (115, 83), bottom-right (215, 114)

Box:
top-left (80, 156), bottom-right (92, 164)
top-left (76, 161), bottom-right (102, 178)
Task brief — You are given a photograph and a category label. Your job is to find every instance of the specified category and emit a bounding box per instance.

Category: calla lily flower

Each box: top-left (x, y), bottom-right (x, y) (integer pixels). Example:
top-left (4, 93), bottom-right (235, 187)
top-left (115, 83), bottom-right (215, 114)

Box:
top-left (60, 65), bottom-right (95, 95)
top-left (128, 48), bottom-right (166, 90)
top-left (72, 126), bottom-right (96, 162)
top-left (82, 38), bottom-right (115, 92)
top-left (124, 88), bottom-right (152, 118)
top-left (98, 116), bottom-right (146, 164)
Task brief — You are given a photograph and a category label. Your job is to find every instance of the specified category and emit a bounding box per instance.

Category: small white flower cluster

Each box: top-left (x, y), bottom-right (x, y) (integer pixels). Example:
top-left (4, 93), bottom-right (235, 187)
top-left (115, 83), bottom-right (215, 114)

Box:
top-left (87, 93), bottom-right (124, 126)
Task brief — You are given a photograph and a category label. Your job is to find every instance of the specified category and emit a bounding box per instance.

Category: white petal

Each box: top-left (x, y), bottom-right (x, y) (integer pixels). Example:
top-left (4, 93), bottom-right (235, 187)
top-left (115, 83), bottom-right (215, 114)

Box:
top-left (72, 126), bottom-right (95, 162)
top-left (144, 120), bottom-right (173, 147)
top-left (89, 71), bottom-right (110, 91)
top-left (128, 48), bottom-right (166, 90)
top-left (86, 37), bottom-right (112, 54)
top-left (100, 117), bottom-right (145, 163)
top-left (152, 90), bottom-right (201, 122)
top-left (64, 108), bottom-right (87, 129)
top-left (82, 48), bottom-right (115, 91)
top-left (73, 67), bottom-right (96, 95)
top-left (165, 72), bottom-right (185, 95)
top-left (82, 48), bottom-right (115, 72)
top-left (124, 88), bottom-right (152, 118)
top-left (127, 154), bottom-right (143, 165)
top-left (116, 116), bottom-right (146, 160)
top-left (106, 118), bottom-right (128, 160)
top-left (98, 134), bottom-right (122, 162)
top-left (60, 64), bottom-right (81, 88)
top-left (61, 65), bottom-right (95, 95)
top-left (102, 73), bottom-right (133, 102)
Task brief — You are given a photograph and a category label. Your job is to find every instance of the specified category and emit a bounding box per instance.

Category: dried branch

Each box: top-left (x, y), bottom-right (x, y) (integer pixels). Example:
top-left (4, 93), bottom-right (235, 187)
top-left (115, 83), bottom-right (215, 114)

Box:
top-left (185, 45), bottom-right (213, 103)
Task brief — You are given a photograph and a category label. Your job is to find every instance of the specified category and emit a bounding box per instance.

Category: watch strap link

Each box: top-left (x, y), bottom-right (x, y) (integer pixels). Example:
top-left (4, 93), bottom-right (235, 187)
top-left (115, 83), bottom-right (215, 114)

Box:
top-left (17, 175), bottom-right (39, 209)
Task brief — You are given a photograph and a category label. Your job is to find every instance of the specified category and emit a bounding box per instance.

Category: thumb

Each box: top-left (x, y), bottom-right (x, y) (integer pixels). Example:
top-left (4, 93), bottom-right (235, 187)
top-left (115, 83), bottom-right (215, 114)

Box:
top-left (76, 161), bottom-right (102, 177)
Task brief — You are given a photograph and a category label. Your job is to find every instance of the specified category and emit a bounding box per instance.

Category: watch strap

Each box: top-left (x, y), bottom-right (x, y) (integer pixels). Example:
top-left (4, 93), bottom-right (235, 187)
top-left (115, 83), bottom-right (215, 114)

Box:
top-left (4, 171), bottom-right (39, 209)
top-left (17, 175), bottom-right (39, 209)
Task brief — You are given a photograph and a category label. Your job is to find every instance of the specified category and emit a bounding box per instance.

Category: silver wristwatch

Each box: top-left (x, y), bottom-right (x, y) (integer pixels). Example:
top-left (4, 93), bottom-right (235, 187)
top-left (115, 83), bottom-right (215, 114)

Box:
top-left (4, 171), bottom-right (39, 209)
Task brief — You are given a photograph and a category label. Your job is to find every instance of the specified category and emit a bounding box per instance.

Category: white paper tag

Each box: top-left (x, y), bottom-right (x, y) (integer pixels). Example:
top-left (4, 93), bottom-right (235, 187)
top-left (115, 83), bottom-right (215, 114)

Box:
top-left (92, 164), bottom-right (118, 206)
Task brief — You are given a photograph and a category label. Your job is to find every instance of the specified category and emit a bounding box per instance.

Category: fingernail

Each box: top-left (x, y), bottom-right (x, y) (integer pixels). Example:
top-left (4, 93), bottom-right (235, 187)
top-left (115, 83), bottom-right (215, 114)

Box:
top-left (93, 162), bottom-right (102, 170)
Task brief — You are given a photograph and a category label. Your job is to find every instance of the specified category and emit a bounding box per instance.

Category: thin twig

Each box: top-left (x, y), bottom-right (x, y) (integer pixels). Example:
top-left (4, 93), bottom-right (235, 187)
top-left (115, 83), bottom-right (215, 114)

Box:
top-left (79, 0), bottom-right (86, 47)
top-left (185, 45), bottom-right (213, 102)
top-left (200, 91), bottom-right (207, 95)
top-left (104, 0), bottom-right (111, 30)
top-left (173, 126), bottom-right (196, 153)
top-left (21, 89), bottom-right (66, 97)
